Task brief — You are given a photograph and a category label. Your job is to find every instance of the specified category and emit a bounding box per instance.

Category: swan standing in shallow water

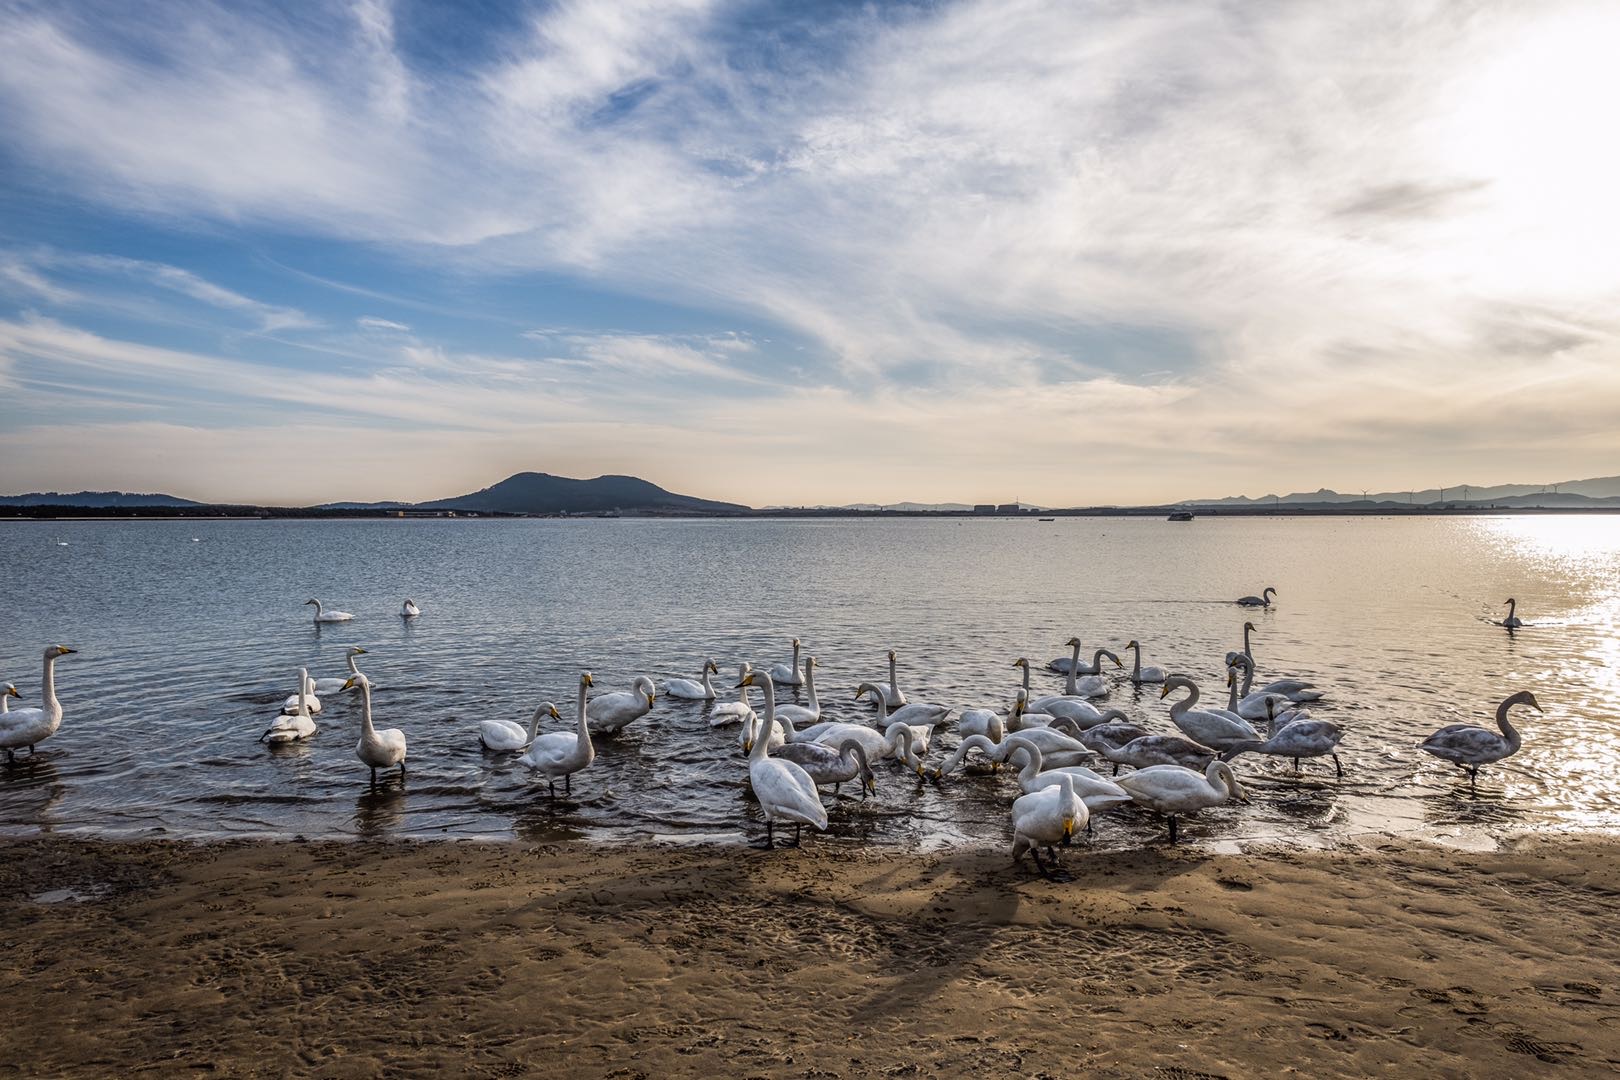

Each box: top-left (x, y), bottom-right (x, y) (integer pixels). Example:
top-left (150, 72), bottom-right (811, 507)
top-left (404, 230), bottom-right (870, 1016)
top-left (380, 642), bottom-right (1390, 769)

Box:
top-left (263, 668), bottom-right (319, 744)
top-left (664, 659), bottom-right (720, 701)
top-left (709, 663), bottom-right (757, 726)
top-left (305, 598), bottom-right (355, 623)
top-left (587, 675), bottom-right (656, 735)
top-left (1222, 698), bottom-right (1345, 776)
top-left (775, 738), bottom-right (877, 798)
top-left (1116, 761), bottom-right (1248, 843)
top-left (1501, 598), bottom-right (1524, 628)
top-left (480, 701), bottom-right (560, 752)
top-left (1123, 640), bottom-right (1167, 684)
top-left (401, 599), bottom-right (421, 618)
top-left (768, 638), bottom-right (804, 686)
top-left (1236, 587), bottom-right (1277, 608)
top-left (1420, 690), bottom-right (1539, 789)
top-left (313, 647), bottom-right (367, 695)
top-left (1011, 772), bottom-right (1086, 880)
top-left (871, 650), bottom-right (908, 709)
top-left (739, 673), bottom-right (828, 848)
top-left (520, 674), bottom-right (596, 796)
top-left (343, 672), bottom-right (406, 783)
top-left (1161, 676), bottom-right (1260, 754)
top-left (0, 646), bottom-right (75, 762)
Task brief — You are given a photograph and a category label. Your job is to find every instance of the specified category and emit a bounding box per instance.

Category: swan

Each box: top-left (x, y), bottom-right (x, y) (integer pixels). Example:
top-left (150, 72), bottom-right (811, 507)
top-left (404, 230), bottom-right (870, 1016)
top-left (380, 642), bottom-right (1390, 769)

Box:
top-left (1063, 650), bottom-right (1118, 699)
top-left (1223, 621), bottom-right (1256, 667)
top-left (1, 683), bottom-right (18, 713)
top-left (479, 701), bottom-right (560, 752)
top-left (776, 739), bottom-right (877, 797)
top-left (1227, 653), bottom-right (1323, 706)
top-left (958, 708), bottom-right (1004, 743)
top-left (756, 677), bottom-right (923, 766)
top-left (1123, 640), bottom-right (1167, 685)
top-left (1011, 656), bottom-right (1117, 717)
top-left (1000, 736), bottom-right (1131, 816)
top-left (1045, 636), bottom-right (1084, 673)
top-left (311, 647), bottom-right (368, 695)
top-left (768, 638), bottom-right (804, 686)
top-left (305, 598), bottom-right (355, 623)
top-left (855, 682), bottom-right (949, 752)
top-left (1501, 598), bottom-right (1524, 629)
top-left (586, 675), bottom-right (656, 735)
top-left (1419, 690), bottom-right (1539, 788)
top-left (740, 709), bottom-right (787, 755)
top-left (740, 672), bottom-right (828, 848)
top-left (709, 663), bottom-right (757, 726)
top-left (401, 598), bottom-right (421, 618)
top-left (343, 672), bottom-right (405, 783)
top-left (262, 668), bottom-right (319, 744)
top-left (1236, 587), bottom-right (1277, 608)
top-left (0, 646), bottom-right (75, 762)
top-left (870, 649), bottom-right (908, 709)
top-left (281, 672), bottom-right (323, 716)
top-left (1222, 698), bottom-right (1345, 776)
top-left (664, 659), bottom-right (720, 701)
top-left (1002, 698), bottom-right (1094, 762)
top-left (1088, 734), bottom-right (1217, 775)
top-left (520, 673), bottom-right (596, 796)
top-left (773, 657), bottom-right (823, 725)
top-left (1115, 760), bottom-right (1249, 843)
top-left (1011, 773), bottom-right (1087, 880)
top-left (1161, 676), bottom-right (1260, 753)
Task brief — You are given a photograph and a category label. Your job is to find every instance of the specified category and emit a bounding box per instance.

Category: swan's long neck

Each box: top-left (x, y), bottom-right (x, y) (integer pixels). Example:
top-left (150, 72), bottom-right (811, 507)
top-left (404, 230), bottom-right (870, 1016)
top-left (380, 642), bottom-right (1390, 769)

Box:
top-left (1064, 660), bottom-right (1077, 696)
top-left (860, 683), bottom-right (889, 723)
top-left (1495, 697), bottom-right (1523, 751)
top-left (1225, 670), bottom-right (1239, 713)
top-left (1507, 599), bottom-right (1517, 619)
top-left (736, 667), bottom-right (752, 707)
top-left (347, 651), bottom-right (361, 676)
top-left (750, 680), bottom-right (777, 762)
top-left (700, 665), bottom-right (715, 697)
top-left (888, 653), bottom-right (901, 696)
top-left (1243, 624), bottom-right (1253, 659)
top-left (311, 599), bottom-right (323, 616)
top-left (358, 680), bottom-right (375, 739)
top-left (41, 651), bottom-right (61, 721)
top-left (803, 661), bottom-right (818, 710)
top-left (296, 669), bottom-right (309, 716)
top-left (942, 734), bottom-right (996, 774)
top-left (1168, 681), bottom-right (1197, 718)
top-left (1019, 662), bottom-right (1030, 693)
top-left (1239, 658), bottom-right (1254, 697)
top-left (1131, 643), bottom-right (1142, 681)
top-left (575, 680), bottom-right (591, 743)
top-left (1008, 738), bottom-right (1045, 783)
top-left (526, 704), bottom-right (549, 742)
top-left (886, 723), bottom-right (918, 766)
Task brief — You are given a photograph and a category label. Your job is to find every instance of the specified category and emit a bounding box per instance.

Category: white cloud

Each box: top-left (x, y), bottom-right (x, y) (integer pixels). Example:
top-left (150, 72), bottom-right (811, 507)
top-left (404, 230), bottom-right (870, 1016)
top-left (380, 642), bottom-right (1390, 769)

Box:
top-left (357, 315), bottom-right (411, 333)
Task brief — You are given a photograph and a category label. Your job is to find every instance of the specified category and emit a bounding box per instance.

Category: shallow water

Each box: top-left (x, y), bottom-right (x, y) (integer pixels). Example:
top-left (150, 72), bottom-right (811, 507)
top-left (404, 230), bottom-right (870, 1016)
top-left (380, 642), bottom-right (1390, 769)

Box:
top-left (2, 515), bottom-right (1617, 851)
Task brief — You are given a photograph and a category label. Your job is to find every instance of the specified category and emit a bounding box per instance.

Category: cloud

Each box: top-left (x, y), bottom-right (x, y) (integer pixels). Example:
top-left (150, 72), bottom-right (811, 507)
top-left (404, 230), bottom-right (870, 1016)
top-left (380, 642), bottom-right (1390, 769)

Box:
top-left (357, 316), bottom-right (411, 333)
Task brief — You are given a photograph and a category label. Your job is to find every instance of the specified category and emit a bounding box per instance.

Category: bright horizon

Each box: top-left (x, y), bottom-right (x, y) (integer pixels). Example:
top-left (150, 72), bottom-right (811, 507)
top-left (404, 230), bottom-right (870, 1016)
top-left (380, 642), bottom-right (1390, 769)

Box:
top-left (3, 1), bottom-right (1619, 507)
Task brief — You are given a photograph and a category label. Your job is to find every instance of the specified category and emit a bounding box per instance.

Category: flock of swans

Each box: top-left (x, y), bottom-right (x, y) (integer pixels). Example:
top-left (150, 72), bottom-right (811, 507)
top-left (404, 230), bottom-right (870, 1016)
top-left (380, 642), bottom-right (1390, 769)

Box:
top-left (0, 589), bottom-right (1545, 877)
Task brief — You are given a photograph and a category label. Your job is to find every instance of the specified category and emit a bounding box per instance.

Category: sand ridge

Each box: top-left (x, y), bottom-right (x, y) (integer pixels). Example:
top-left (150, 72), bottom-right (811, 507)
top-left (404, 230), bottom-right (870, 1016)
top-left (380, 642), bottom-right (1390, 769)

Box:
top-left (1, 835), bottom-right (1616, 1077)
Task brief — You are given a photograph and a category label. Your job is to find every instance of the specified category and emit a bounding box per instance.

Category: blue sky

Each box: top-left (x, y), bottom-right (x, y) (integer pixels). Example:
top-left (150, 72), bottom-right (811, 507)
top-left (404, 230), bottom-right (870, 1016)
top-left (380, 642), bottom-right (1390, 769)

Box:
top-left (2, 0), bottom-right (1618, 505)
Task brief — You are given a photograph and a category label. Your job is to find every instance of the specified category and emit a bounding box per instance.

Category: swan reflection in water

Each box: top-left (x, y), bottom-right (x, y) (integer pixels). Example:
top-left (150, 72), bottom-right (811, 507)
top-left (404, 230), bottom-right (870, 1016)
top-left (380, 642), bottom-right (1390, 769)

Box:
top-left (354, 785), bottom-right (407, 835)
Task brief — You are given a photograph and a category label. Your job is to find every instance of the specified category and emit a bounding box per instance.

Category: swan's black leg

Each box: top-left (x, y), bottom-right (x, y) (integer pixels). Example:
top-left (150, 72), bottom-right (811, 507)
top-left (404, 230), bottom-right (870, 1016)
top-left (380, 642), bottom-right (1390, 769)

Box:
top-left (1167, 816), bottom-right (1179, 844)
top-left (398, 761), bottom-right (406, 779)
top-left (753, 821), bottom-right (775, 850)
top-left (1332, 753), bottom-right (1342, 778)
top-left (547, 778), bottom-right (556, 798)
top-left (565, 773), bottom-right (571, 794)
top-left (785, 823), bottom-right (802, 848)
top-left (1293, 757), bottom-right (1301, 772)
top-left (4, 749), bottom-right (13, 765)
top-left (369, 766), bottom-right (377, 785)
top-left (833, 781), bottom-right (841, 796)
top-left (1112, 762), bottom-right (1119, 776)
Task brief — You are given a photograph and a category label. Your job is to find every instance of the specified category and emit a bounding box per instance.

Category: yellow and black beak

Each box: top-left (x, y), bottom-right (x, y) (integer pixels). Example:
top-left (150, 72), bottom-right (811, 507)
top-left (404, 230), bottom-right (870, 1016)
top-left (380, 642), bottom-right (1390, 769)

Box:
top-left (549, 705), bottom-right (561, 720)
top-left (1159, 684), bottom-right (1171, 699)
top-left (646, 693), bottom-right (656, 708)
top-left (583, 673), bottom-right (594, 687)
top-left (341, 676), bottom-right (357, 691)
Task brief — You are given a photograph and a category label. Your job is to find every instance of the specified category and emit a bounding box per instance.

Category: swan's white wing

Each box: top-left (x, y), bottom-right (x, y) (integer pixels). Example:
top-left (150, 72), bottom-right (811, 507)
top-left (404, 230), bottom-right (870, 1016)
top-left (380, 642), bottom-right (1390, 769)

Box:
top-left (479, 719), bottom-right (529, 751)
top-left (751, 758), bottom-right (828, 829)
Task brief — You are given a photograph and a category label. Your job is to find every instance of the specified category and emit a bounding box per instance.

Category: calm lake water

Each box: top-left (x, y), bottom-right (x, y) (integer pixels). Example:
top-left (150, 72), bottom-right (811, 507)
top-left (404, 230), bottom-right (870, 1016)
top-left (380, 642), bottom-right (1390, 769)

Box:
top-left (2, 515), bottom-right (1617, 852)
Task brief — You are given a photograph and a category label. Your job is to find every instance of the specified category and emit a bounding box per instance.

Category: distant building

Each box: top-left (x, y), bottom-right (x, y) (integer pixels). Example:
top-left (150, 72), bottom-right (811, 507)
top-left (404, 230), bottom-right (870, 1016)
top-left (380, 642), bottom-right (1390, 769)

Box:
top-left (973, 504), bottom-right (996, 514)
top-left (996, 503), bottom-right (1021, 514)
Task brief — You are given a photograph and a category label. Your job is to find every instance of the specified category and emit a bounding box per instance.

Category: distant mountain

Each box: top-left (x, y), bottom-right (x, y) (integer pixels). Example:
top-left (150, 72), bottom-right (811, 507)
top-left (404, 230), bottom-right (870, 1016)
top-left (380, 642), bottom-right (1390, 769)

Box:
top-left (0, 490), bottom-right (200, 508)
top-left (419, 472), bottom-right (748, 515)
top-left (1183, 474), bottom-right (1620, 507)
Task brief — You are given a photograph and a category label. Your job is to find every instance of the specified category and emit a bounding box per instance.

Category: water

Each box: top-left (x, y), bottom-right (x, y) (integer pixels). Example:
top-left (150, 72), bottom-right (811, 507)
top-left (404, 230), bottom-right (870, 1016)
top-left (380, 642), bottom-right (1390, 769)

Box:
top-left (2, 515), bottom-right (1617, 851)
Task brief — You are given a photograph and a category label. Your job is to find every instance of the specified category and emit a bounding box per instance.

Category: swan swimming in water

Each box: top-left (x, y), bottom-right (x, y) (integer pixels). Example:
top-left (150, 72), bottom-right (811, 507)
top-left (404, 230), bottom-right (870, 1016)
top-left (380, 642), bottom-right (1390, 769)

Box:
top-left (479, 701), bottom-right (560, 752)
top-left (262, 668), bottom-right (319, 744)
top-left (305, 598), bottom-right (355, 623)
top-left (1419, 690), bottom-right (1539, 789)
top-left (1236, 587), bottom-right (1277, 608)
top-left (773, 657), bottom-right (823, 725)
top-left (313, 647), bottom-right (368, 695)
top-left (1226, 653), bottom-right (1322, 704)
top-left (768, 638), bottom-right (804, 686)
top-left (1123, 640), bottom-right (1167, 685)
top-left (401, 598), bottom-right (421, 618)
top-left (587, 675), bottom-right (656, 735)
top-left (0, 646), bottom-right (75, 763)
top-left (1501, 598), bottom-right (1524, 629)
top-left (1011, 772), bottom-right (1087, 880)
top-left (282, 673), bottom-right (322, 716)
top-left (739, 672), bottom-right (828, 848)
top-left (520, 673), bottom-right (596, 796)
top-left (664, 659), bottom-right (720, 701)
top-left (343, 672), bottom-right (406, 783)
top-left (1115, 760), bottom-right (1249, 843)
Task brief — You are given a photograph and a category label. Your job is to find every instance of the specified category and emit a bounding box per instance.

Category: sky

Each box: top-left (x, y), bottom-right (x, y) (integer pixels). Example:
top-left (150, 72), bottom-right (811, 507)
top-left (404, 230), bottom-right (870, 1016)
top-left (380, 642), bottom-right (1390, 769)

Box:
top-left (2, 0), bottom-right (1619, 507)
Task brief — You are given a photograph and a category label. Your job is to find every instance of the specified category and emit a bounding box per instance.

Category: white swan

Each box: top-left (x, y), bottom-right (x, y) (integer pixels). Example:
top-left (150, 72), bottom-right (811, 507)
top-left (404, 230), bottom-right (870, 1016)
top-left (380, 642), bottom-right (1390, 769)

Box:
top-left (0, 646), bottom-right (75, 762)
top-left (1045, 636), bottom-right (1084, 673)
top-left (740, 708), bottom-right (787, 755)
top-left (344, 672), bottom-right (406, 783)
top-left (281, 672), bottom-right (323, 716)
top-left (775, 738), bottom-right (877, 797)
top-left (1161, 675), bottom-right (1260, 753)
top-left (305, 598), bottom-right (355, 623)
top-left (773, 657), bottom-right (822, 725)
top-left (1123, 640), bottom-right (1167, 684)
top-left (871, 649), bottom-right (908, 708)
top-left (1115, 760), bottom-right (1249, 843)
top-left (0, 683), bottom-right (17, 713)
top-left (855, 682), bottom-right (948, 752)
top-left (740, 672), bottom-right (828, 848)
top-left (480, 701), bottom-right (560, 753)
top-left (520, 673), bottom-right (596, 796)
top-left (1011, 773), bottom-right (1087, 879)
top-left (1222, 699), bottom-right (1345, 776)
top-left (768, 638), bottom-right (804, 686)
top-left (586, 675), bottom-right (656, 735)
top-left (1420, 690), bottom-right (1539, 788)
top-left (1000, 736), bottom-right (1130, 814)
top-left (1236, 586), bottom-right (1277, 608)
top-left (262, 668), bottom-right (319, 744)
top-left (1501, 598), bottom-right (1524, 629)
top-left (401, 598), bottom-right (421, 618)
top-left (313, 647), bottom-right (368, 695)
top-left (709, 662), bottom-right (757, 726)
top-left (958, 707), bottom-right (1004, 743)
top-left (664, 659), bottom-right (720, 701)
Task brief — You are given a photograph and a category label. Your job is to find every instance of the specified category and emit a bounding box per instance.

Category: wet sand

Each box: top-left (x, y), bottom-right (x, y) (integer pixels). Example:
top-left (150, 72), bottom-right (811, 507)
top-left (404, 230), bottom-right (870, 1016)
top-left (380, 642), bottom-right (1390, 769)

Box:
top-left (1, 835), bottom-right (1617, 1078)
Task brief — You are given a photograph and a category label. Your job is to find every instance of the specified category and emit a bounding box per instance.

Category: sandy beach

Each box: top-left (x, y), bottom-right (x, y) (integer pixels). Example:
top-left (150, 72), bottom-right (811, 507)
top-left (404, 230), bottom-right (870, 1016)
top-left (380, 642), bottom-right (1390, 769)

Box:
top-left (1, 835), bottom-right (1616, 1078)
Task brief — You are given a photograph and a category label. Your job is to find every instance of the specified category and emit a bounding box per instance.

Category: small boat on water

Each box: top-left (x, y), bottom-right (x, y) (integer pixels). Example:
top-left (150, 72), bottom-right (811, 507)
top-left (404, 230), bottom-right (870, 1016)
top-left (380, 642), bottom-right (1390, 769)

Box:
top-left (1168, 511), bottom-right (1194, 522)
top-left (1038, 517), bottom-right (1055, 522)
